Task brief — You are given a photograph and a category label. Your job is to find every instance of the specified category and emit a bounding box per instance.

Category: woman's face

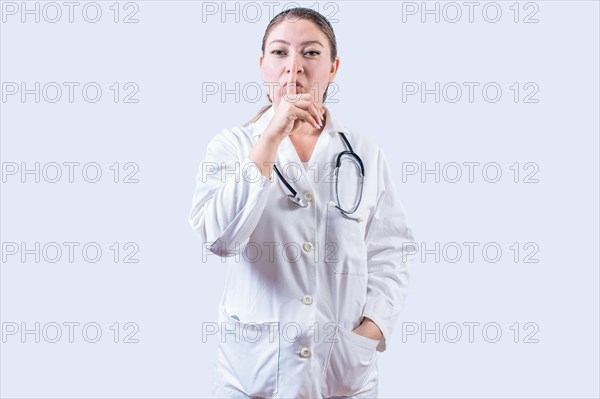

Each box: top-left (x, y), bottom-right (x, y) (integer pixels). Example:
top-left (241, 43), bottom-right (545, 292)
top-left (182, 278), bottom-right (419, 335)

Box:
top-left (260, 18), bottom-right (340, 108)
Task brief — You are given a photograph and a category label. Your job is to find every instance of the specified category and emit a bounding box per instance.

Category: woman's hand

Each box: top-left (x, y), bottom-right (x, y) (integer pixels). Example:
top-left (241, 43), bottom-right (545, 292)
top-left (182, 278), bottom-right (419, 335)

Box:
top-left (352, 317), bottom-right (383, 342)
top-left (263, 78), bottom-right (325, 142)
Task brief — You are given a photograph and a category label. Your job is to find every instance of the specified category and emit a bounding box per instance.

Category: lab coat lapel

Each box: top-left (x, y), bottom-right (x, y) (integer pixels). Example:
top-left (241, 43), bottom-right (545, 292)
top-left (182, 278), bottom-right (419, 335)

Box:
top-left (278, 131), bottom-right (332, 166)
top-left (277, 131), bottom-right (332, 191)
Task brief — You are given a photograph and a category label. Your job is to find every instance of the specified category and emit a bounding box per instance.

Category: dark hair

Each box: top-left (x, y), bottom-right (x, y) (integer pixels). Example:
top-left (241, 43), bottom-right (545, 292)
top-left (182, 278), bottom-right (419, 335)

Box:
top-left (243, 7), bottom-right (338, 127)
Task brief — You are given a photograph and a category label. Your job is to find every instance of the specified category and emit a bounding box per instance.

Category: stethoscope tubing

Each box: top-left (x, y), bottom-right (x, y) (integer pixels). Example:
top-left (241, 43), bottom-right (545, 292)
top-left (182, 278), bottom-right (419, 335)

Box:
top-left (273, 132), bottom-right (364, 214)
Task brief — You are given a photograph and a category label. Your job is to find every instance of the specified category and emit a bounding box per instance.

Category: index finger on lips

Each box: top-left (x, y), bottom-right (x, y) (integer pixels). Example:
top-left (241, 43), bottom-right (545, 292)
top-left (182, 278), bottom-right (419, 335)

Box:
top-left (285, 69), bottom-right (297, 100)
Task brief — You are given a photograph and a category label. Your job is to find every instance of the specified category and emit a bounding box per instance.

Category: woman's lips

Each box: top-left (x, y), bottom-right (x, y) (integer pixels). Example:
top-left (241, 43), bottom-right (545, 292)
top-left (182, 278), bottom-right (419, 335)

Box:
top-left (281, 82), bottom-right (304, 97)
top-left (284, 82), bottom-right (303, 89)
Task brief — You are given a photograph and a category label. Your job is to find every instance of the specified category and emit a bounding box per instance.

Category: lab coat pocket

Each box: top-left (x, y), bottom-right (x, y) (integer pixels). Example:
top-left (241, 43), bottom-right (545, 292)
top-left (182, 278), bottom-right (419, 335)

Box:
top-left (321, 324), bottom-right (379, 397)
top-left (324, 201), bottom-right (367, 276)
top-left (216, 305), bottom-right (280, 398)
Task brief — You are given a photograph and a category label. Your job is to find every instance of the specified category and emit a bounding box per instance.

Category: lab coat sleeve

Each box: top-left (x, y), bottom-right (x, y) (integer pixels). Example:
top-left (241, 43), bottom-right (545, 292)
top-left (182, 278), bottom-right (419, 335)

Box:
top-left (188, 129), bottom-right (274, 257)
top-left (361, 148), bottom-right (416, 352)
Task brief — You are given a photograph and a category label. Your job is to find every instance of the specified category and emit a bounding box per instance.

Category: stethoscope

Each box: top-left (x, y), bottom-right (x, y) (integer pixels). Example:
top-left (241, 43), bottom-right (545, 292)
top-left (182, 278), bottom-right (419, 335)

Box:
top-left (272, 132), bottom-right (365, 221)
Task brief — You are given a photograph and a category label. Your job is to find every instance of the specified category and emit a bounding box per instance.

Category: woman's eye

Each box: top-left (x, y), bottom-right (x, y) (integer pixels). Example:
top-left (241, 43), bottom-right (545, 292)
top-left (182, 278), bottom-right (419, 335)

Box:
top-left (270, 50), bottom-right (320, 56)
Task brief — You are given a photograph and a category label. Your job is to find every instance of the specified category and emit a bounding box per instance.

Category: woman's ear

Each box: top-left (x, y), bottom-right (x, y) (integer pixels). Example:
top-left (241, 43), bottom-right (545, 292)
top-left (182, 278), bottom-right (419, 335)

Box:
top-left (329, 57), bottom-right (340, 81)
top-left (259, 54), bottom-right (266, 82)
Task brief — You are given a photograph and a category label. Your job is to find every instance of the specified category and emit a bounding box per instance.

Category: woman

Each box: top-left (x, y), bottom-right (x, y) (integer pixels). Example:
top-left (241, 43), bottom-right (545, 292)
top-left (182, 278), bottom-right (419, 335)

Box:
top-left (188, 7), bottom-right (415, 398)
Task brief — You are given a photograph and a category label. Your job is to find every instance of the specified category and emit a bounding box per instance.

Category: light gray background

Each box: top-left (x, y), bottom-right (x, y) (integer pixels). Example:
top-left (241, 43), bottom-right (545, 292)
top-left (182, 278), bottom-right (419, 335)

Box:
top-left (1, 1), bottom-right (599, 398)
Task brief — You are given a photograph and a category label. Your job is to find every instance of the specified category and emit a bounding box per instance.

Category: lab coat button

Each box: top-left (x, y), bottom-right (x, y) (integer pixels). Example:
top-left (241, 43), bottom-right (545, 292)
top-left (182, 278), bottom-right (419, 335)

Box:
top-left (302, 295), bottom-right (313, 305)
top-left (328, 201), bottom-right (336, 207)
top-left (303, 192), bottom-right (313, 202)
top-left (303, 242), bottom-right (314, 252)
top-left (300, 347), bottom-right (311, 358)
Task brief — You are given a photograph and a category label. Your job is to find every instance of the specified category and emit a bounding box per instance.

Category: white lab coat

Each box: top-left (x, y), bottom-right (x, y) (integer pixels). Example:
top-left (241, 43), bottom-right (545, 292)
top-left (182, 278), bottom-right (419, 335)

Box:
top-left (188, 105), bottom-right (415, 398)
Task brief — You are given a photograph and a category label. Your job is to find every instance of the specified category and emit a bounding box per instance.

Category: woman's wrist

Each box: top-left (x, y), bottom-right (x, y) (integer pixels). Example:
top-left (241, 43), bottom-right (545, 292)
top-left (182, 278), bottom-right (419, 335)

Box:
top-left (262, 124), bottom-right (287, 144)
top-left (352, 317), bottom-right (383, 341)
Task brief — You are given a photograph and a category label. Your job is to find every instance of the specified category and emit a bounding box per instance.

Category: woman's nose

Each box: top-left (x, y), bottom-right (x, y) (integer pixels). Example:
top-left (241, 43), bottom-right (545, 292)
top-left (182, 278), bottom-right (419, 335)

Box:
top-left (286, 58), bottom-right (303, 74)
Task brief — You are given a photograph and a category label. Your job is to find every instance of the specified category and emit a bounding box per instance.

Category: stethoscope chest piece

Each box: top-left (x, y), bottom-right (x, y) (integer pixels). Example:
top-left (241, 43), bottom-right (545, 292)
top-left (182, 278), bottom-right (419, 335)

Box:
top-left (288, 193), bottom-right (308, 208)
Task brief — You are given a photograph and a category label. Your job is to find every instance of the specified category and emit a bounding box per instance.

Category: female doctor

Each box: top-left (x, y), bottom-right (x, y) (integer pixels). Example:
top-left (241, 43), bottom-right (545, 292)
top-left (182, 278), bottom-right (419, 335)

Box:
top-left (188, 7), bottom-right (415, 399)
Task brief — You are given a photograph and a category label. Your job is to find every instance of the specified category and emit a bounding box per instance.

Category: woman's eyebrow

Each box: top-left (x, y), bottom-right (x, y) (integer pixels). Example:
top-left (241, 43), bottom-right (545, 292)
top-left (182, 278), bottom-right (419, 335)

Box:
top-left (269, 39), bottom-right (324, 47)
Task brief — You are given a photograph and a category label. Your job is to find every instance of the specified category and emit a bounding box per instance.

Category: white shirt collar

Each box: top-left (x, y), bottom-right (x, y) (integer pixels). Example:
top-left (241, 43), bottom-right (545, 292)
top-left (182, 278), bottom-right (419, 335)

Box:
top-left (250, 105), bottom-right (351, 138)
